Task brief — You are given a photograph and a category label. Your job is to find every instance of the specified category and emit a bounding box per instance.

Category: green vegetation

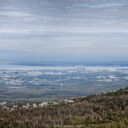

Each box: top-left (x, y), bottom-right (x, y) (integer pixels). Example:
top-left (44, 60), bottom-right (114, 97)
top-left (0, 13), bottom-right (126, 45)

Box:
top-left (1, 68), bottom-right (128, 104)
top-left (0, 88), bottom-right (128, 128)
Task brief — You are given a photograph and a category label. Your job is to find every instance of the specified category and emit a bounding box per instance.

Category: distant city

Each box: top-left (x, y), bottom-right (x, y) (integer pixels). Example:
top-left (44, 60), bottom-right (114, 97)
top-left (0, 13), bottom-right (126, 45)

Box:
top-left (0, 62), bottom-right (128, 105)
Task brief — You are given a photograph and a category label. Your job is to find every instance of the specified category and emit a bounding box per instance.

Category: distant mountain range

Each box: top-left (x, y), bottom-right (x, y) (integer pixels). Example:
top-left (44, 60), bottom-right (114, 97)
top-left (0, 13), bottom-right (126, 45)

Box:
top-left (11, 61), bottom-right (128, 67)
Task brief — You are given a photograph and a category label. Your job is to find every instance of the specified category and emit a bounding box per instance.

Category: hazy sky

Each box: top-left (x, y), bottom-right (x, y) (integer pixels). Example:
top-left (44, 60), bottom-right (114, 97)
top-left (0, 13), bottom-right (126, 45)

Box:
top-left (0, 0), bottom-right (128, 63)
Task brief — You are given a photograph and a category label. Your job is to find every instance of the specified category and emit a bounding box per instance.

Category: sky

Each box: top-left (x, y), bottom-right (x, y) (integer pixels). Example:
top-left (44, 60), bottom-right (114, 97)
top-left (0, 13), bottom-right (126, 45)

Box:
top-left (0, 0), bottom-right (128, 63)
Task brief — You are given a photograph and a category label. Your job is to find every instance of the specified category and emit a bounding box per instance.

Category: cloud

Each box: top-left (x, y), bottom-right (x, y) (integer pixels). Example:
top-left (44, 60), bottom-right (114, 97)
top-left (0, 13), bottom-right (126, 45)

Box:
top-left (0, 25), bottom-right (128, 36)
top-left (0, 0), bottom-right (128, 60)
top-left (0, 29), bottom-right (31, 34)
top-left (0, 0), bottom-right (8, 2)
top-left (71, 3), bottom-right (127, 9)
top-left (0, 11), bottom-right (31, 17)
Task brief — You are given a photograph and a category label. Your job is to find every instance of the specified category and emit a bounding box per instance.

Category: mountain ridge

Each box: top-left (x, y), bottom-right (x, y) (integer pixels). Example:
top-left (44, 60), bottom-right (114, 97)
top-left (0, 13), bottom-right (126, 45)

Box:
top-left (0, 87), bottom-right (128, 128)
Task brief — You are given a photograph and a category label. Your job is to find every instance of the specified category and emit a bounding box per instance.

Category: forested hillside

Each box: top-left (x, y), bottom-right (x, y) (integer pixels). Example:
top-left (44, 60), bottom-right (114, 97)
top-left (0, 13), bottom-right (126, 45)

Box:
top-left (0, 88), bottom-right (128, 128)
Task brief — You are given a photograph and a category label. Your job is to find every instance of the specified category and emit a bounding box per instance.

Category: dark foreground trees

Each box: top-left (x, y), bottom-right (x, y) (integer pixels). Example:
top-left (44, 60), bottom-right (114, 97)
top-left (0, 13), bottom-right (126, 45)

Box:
top-left (0, 88), bottom-right (128, 128)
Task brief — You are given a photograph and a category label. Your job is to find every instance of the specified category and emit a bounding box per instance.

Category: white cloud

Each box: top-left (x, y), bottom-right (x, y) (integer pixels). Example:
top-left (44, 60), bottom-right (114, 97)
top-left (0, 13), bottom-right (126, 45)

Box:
top-left (0, 0), bottom-right (128, 58)
top-left (0, 25), bottom-right (128, 35)
top-left (0, 29), bottom-right (31, 34)
top-left (71, 3), bottom-right (127, 9)
top-left (0, 11), bottom-right (31, 17)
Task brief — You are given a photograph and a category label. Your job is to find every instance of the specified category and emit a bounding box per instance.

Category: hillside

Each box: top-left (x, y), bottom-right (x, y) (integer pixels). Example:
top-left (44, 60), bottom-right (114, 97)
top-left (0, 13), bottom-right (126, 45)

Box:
top-left (0, 88), bottom-right (128, 128)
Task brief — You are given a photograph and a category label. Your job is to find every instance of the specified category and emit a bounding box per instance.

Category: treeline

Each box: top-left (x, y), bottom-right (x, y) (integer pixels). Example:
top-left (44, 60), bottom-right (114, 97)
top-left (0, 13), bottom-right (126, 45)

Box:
top-left (0, 88), bottom-right (128, 128)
